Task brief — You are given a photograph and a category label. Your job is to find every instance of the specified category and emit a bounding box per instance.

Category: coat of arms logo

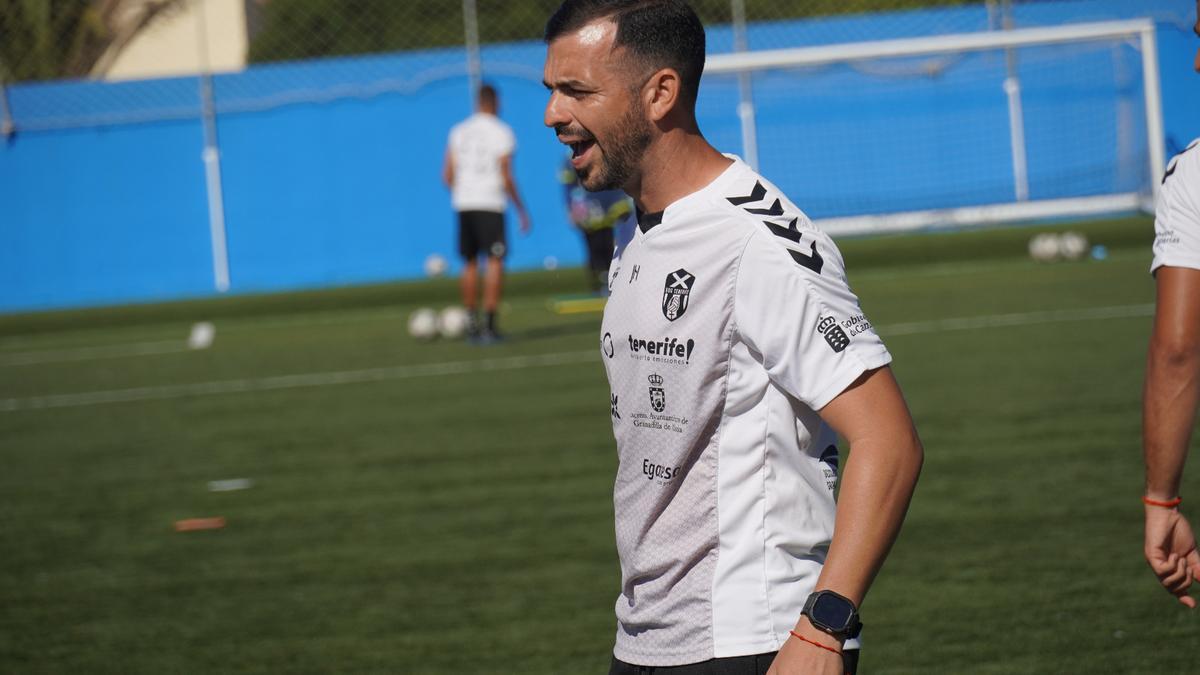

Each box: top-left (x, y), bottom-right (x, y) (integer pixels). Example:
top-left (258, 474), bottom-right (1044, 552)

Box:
top-left (648, 373), bottom-right (666, 412)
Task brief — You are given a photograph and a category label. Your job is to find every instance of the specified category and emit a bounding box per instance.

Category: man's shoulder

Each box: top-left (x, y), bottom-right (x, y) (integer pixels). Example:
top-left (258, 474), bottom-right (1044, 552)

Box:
top-left (701, 165), bottom-right (833, 271)
top-left (1163, 138), bottom-right (1200, 204)
top-left (1169, 138), bottom-right (1200, 175)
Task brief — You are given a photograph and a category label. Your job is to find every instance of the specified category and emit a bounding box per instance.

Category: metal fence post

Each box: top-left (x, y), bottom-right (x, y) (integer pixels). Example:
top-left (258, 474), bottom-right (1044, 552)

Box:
top-left (463, 0), bottom-right (482, 107)
top-left (196, 1), bottom-right (231, 293)
top-left (731, 0), bottom-right (758, 170)
top-left (0, 79), bottom-right (13, 140)
top-left (998, 0), bottom-right (1030, 202)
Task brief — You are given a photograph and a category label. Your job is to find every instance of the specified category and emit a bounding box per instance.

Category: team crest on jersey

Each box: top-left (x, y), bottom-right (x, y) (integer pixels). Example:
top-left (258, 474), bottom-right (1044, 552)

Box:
top-left (817, 316), bottom-right (850, 353)
top-left (662, 269), bottom-right (695, 321)
top-left (647, 373), bottom-right (666, 412)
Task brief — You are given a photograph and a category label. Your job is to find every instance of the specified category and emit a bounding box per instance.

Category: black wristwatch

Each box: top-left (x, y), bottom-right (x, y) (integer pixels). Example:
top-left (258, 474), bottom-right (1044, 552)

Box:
top-left (801, 590), bottom-right (862, 640)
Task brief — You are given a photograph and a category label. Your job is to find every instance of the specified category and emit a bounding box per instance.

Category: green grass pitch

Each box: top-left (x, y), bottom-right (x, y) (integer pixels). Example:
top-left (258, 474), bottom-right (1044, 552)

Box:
top-left (2, 216), bottom-right (1198, 673)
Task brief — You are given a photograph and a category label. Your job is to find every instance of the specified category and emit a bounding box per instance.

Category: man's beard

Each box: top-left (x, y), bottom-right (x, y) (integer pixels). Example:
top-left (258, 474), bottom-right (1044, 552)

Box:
top-left (579, 101), bottom-right (652, 192)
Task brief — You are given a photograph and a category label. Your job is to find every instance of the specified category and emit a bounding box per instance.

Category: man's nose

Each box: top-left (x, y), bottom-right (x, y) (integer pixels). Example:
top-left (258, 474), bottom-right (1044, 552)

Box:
top-left (544, 92), bottom-right (567, 128)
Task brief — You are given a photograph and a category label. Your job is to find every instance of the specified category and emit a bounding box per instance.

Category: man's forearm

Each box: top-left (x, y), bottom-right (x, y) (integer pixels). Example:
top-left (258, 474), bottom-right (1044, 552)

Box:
top-left (504, 177), bottom-right (526, 213)
top-left (1143, 343), bottom-right (1200, 499)
top-left (813, 432), bottom-right (923, 605)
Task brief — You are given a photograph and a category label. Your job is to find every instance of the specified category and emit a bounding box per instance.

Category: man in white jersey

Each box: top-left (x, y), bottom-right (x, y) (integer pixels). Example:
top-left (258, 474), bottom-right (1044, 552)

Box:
top-left (542, 2), bottom-right (923, 673)
top-left (1142, 2), bottom-right (1200, 608)
top-left (443, 84), bottom-right (531, 343)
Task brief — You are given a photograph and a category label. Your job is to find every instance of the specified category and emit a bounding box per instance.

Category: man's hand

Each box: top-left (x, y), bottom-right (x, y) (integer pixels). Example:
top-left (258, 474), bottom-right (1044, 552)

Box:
top-left (1145, 505), bottom-right (1200, 607)
top-left (766, 620), bottom-right (844, 675)
top-left (518, 208), bottom-right (531, 235)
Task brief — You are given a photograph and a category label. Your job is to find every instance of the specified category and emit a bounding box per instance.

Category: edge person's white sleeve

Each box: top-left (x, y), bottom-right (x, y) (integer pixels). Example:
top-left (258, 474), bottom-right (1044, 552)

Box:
top-left (734, 229), bottom-right (891, 410)
top-left (499, 123), bottom-right (516, 157)
top-left (1152, 139), bottom-right (1200, 274)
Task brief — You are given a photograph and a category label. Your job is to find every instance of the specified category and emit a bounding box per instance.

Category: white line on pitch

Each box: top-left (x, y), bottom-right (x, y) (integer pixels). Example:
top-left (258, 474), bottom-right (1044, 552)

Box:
top-left (0, 303), bottom-right (1155, 413)
top-left (877, 303), bottom-right (1153, 336)
top-left (0, 340), bottom-right (191, 366)
top-left (0, 350), bottom-right (599, 412)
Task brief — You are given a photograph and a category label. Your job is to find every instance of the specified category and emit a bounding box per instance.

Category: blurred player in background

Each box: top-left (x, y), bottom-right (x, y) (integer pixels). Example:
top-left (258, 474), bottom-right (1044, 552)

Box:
top-left (543, 2), bottom-right (923, 673)
top-left (560, 156), bottom-right (633, 294)
top-left (1142, 3), bottom-right (1200, 608)
top-left (443, 84), bottom-right (531, 343)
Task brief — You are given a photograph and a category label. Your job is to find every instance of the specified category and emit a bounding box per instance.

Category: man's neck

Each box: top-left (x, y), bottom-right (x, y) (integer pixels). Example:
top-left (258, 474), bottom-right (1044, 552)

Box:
top-left (628, 130), bottom-right (732, 214)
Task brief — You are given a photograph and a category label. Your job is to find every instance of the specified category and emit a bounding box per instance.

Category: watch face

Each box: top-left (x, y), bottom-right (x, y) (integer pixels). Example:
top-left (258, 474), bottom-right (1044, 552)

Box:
top-left (812, 593), bottom-right (854, 630)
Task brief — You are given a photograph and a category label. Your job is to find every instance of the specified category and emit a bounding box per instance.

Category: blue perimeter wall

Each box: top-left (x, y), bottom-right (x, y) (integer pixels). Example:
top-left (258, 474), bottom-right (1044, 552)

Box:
top-left (1, 0), bottom-right (1196, 313)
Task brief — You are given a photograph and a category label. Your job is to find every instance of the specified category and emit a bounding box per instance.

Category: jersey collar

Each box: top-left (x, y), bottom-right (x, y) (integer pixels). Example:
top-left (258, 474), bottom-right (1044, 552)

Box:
top-left (636, 209), bottom-right (665, 234)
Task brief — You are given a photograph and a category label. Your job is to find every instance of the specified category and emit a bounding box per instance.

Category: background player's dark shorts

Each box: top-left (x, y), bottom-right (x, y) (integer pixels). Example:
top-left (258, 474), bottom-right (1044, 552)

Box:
top-left (609, 649), bottom-right (859, 675)
top-left (458, 210), bottom-right (506, 260)
top-left (583, 227), bottom-right (615, 274)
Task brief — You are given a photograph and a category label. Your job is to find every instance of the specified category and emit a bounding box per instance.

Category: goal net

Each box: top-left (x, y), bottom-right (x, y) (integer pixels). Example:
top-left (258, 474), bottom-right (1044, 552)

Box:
top-left (700, 19), bottom-right (1164, 236)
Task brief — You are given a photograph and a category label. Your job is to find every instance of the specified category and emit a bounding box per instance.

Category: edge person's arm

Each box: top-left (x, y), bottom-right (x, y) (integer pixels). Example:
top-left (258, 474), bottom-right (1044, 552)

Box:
top-left (768, 366), bottom-right (922, 674)
top-left (499, 154), bottom-right (531, 233)
top-left (1143, 266), bottom-right (1200, 607)
top-left (442, 149), bottom-right (454, 188)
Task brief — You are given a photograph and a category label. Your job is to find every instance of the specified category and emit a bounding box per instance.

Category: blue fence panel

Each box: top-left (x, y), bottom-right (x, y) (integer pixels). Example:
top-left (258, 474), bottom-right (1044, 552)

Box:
top-left (0, 0), bottom-right (1195, 313)
top-left (0, 119), bottom-right (213, 312)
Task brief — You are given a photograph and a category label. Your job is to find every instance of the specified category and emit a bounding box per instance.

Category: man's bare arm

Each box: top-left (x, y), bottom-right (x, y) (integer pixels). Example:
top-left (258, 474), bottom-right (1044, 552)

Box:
top-left (1143, 266), bottom-right (1200, 607)
top-left (768, 366), bottom-right (922, 674)
top-left (499, 154), bottom-right (530, 233)
top-left (1145, 267), bottom-right (1200, 499)
top-left (442, 149), bottom-right (454, 188)
top-left (813, 366), bottom-right (923, 606)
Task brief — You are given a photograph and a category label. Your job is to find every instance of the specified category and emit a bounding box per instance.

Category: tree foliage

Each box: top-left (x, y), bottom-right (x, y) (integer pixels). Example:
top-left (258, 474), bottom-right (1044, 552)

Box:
top-left (247, 0), bottom-right (975, 65)
top-left (0, 0), bottom-right (187, 83)
top-left (0, 0), bottom-right (106, 81)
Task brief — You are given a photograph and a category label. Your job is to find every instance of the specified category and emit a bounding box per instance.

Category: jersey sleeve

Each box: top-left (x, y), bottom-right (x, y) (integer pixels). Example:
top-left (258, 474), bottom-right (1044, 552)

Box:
top-left (1152, 140), bottom-right (1200, 274)
top-left (497, 123), bottom-right (516, 157)
top-left (734, 228), bottom-right (892, 410)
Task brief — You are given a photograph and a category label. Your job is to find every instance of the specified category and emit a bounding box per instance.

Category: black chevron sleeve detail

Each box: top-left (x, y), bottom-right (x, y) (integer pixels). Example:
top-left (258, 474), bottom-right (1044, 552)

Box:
top-left (726, 181), bottom-right (766, 206)
top-left (745, 198), bottom-right (783, 216)
top-left (765, 218), bottom-right (802, 243)
top-left (788, 241), bottom-right (824, 274)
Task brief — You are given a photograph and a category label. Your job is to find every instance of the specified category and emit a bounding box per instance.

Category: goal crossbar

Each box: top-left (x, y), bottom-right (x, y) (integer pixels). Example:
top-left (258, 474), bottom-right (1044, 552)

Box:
top-left (706, 19), bottom-right (1155, 74)
top-left (707, 19), bottom-right (1165, 232)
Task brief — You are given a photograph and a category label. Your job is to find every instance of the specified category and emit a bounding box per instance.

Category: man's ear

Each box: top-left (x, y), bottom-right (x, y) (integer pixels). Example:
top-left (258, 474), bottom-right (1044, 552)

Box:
top-left (643, 67), bottom-right (681, 122)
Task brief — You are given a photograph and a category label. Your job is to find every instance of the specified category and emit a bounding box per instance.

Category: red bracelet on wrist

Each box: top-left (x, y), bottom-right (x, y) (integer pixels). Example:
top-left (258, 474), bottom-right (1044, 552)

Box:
top-left (1143, 495), bottom-right (1182, 508)
top-left (789, 630), bottom-right (842, 655)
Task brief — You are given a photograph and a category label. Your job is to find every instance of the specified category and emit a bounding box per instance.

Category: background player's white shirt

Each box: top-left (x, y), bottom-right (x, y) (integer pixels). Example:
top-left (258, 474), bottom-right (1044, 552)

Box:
top-left (1152, 138), bottom-right (1200, 273)
top-left (446, 112), bottom-right (515, 213)
top-left (600, 157), bottom-right (890, 666)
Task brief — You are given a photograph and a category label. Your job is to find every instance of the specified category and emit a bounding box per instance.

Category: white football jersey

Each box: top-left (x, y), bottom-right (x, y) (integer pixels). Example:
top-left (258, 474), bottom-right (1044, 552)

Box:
top-left (600, 157), bottom-right (891, 666)
top-left (446, 112), bottom-right (515, 213)
top-left (1152, 138), bottom-right (1200, 273)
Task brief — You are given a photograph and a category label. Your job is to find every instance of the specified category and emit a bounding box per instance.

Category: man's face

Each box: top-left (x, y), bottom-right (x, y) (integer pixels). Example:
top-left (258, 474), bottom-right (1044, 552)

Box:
top-left (544, 20), bottom-right (653, 192)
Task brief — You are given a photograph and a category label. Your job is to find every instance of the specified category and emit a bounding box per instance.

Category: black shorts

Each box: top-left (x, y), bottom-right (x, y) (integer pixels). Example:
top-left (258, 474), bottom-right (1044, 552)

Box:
top-left (458, 210), bottom-right (507, 260)
top-left (583, 227), bottom-right (615, 273)
top-left (609, 649), bottom-right (859, 675)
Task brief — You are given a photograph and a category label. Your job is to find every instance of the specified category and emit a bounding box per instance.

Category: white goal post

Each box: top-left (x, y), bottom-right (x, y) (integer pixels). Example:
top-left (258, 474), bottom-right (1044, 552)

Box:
top-left (705, 19), bottom-right (1165, 237)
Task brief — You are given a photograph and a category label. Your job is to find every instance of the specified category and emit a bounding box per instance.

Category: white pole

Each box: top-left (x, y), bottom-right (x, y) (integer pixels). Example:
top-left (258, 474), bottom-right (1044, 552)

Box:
top-left (1001, 2), bottom-right (1029, 202)
top-left (196, 0), bottom-right (231, 292)
top-left (463, 0), bottom-right (482, 106)
top-left (706, 19), bottom-right (1157, 73)
top-left (731, 0), bottom-right (759, 170)
top-left (1140, 24), bottom-right (1166, 209)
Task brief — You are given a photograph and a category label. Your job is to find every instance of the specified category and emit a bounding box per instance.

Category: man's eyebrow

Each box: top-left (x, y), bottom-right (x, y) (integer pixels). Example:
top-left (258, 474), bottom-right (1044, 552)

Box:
top-left (544, 78), bottom-right (591, 91)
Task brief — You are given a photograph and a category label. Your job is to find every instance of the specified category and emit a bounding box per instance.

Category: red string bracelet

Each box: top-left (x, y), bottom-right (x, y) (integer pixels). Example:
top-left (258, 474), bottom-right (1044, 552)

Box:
top-left (789, 630), bottom-right (841, 656)
top-left (1143, 495), bottom-right (1183, 508)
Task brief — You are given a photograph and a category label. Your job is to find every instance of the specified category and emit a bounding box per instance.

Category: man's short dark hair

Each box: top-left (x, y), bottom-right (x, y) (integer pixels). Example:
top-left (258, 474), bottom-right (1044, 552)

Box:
top-left (544, 0), bottom-right (706, 104)
top-left (478, 84), bottom-right (498, 107)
